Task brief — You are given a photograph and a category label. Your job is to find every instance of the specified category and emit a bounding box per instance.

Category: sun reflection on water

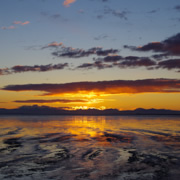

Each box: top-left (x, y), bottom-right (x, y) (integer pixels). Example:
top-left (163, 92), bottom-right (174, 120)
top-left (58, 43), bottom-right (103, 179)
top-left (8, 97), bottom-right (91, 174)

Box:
top-left (0, 116), bottom-right (180, 179)
top-left (0, 116), bottom-right (180, 138)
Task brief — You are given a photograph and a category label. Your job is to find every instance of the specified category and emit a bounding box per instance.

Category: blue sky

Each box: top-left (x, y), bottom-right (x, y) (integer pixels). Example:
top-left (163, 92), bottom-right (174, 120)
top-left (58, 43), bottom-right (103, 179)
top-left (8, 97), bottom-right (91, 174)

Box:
top-left (1, 0), bottom-right (179, 65)
top-left (0, 0), bottom-right (180, 110)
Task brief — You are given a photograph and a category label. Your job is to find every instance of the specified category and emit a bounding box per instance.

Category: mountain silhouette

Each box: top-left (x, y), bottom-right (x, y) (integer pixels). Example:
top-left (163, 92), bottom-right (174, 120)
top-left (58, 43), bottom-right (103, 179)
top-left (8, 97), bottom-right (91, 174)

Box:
top-left (0, 105), bottom-right (180, 115)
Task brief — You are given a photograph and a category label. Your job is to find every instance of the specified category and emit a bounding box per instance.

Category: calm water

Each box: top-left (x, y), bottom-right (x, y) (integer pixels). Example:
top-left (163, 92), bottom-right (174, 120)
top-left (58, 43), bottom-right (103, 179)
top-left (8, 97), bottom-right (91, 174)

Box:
top-left (0, 116), bottom-right (180, 180)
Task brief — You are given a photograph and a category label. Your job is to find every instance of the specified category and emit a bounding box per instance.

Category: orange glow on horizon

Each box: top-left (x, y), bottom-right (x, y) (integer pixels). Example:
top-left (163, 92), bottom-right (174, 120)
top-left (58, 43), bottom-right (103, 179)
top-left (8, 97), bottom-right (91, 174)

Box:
top-left (0, 88), bottom-right (180, 111)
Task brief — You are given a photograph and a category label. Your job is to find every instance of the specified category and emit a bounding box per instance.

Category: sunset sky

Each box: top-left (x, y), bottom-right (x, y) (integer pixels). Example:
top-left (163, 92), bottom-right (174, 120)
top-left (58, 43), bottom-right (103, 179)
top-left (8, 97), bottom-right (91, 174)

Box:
top-left (0, 0), bottom-right (180, 110)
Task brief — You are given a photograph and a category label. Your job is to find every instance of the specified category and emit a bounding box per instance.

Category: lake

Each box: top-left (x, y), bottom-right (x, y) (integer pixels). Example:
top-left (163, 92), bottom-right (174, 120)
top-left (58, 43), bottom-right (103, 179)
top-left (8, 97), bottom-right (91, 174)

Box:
top-left (0, 115), bottom-right (180, 180)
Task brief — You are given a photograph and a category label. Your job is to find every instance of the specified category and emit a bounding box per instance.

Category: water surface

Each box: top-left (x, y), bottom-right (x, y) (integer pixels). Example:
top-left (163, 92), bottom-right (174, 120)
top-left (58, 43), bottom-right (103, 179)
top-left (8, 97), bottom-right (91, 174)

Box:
top-left (0, 116), bottom-right (180, 180)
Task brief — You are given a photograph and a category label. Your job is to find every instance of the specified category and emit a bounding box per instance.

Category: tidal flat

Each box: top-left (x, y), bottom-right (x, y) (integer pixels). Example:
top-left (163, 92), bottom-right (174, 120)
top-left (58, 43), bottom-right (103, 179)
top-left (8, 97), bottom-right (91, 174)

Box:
top-left (0, 115), bottom-right (180, 180)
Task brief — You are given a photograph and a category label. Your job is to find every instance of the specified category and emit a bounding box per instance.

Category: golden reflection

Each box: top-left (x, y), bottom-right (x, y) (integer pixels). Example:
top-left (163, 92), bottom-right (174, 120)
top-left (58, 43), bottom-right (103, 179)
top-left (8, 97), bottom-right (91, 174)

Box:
top-left (0, 116), bottom-right (180, 179)
top-left (0, 116), bottom-right (179, 139)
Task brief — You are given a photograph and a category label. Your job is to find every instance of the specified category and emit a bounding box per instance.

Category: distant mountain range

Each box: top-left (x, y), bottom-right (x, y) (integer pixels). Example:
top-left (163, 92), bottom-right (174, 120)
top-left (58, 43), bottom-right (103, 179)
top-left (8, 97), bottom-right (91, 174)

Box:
top-left (0, 105), bottom-right (180, 115)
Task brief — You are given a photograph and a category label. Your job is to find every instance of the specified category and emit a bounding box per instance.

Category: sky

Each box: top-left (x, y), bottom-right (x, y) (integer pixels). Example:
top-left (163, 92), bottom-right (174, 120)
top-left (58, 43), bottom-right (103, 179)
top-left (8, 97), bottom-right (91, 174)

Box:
top-left (0, 0), bottom-right (180, 110)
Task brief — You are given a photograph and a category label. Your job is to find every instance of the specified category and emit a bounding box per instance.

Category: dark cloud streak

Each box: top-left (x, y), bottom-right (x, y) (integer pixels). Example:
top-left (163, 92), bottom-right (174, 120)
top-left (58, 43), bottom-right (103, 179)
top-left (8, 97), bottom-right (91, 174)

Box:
top-left (2, 79), bottom-right (180, 95)
top-left (91, 56), bottom-right (156, 70)
top-left (0, 63), bottom-right (68, 76)
top-left (124, 33), bottom-right (180, 56)
top-left (77, 61), bottom-right (113, 70)
top-left (51, 47), bottom-right (119, 58)
top-left (174, 5), bottom-right (180, 12)
top-left (14, 99), bottom-right (88, 103)
top-left (97, 6), bottom-right (128, 20)
top-left (157, 59), bottom-right (180, 70)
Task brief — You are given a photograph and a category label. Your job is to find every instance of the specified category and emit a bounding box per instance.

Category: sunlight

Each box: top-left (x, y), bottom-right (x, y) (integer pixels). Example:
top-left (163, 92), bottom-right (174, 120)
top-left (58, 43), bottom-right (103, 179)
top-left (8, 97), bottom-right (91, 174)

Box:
top-left (72, 106), bottom-right (89, 110)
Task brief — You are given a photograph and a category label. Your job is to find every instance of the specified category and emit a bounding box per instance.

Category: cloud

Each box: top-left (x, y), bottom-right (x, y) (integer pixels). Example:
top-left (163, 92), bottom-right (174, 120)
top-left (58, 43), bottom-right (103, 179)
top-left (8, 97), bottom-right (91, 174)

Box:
top-left (48, 42), bottom-right (63, 47)
top-left (92, 55), bottom-right (156, 69)
top-left (63, 0), bottom-right (76, 7)
top-left (0, 63), bottom-right (68, 75)
top-left (51, 14), bottom-right (61, 19)
top-left (157, 59), bottom-right (180, 70)
top-left (97, 7), bottom-right (128, 20)
top-left (125, 33), bottom-right (180, 56)
top-left (97, 15), bottom-right (104, 19)
top-left (96, 49), bottom-right (118, 56)
top-left (42, 42), bottom-right (63, 49)
top-left (51, 46), bottom-right (119, 58)
top-left (78, 9), bottom-right (84, 14)
top-left (151, 53), bottom-right (170, 60)
top-left (148, 9), bottom-right (158, 14)
top-left (0, 69), bottom-right (4, 75)
top-left (94, 34), bottom-right (108, 41)
top-left (13, 21), bottom-right (30, 25)
top-left (118, 57), bottom-right (156, 68)
top-left (2, 79), bottom-right (180, 96)
top-left (14, 99), bottom-right (88, 103)
top-left (111, 10), bottom-right (128, 20)
top-left (0, 68), bottom-right (11, 75)
top-left (78, 58), bottom-right (156, 70)
top-left (77, 61), bottom-right (113, 70)
top-left (12, 63), bottom-right (68, 73)
top-left (1, 26), bottom-right (16, 30)
top-left (91, 0), bottom-right (109, 2)
top-left (41, 12), bottom-right (68, 22)
top-left (174, 5), bottom-right (180, 12)
top-left (102, 55), bottom-right (123, 62)
top-left (43, 42), bottom-right (119, 59)
top-left (1, 20), bottom-right (30, 30)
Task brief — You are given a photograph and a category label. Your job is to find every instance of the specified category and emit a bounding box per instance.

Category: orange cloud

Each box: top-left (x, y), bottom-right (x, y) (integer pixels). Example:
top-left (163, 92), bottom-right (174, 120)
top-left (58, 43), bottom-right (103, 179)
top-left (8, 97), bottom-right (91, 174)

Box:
top-left (13, 21), bottom-right (30, 25)
top-left (63, 0), bottom-right (76, 7)
top-left (48, 42), bottom-right (63, 47)
top-left (2, 79), bottom-right (180, 96)
top-left (21, 21), bottom-right (30, 25)
top-left (1, 21), bottom-right (30, 30)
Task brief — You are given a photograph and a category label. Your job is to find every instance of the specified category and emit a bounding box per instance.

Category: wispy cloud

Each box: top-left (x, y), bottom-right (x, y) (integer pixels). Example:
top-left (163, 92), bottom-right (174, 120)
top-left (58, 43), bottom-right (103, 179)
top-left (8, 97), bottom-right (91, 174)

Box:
top-left (78, 9), bottom-right (85, 14)
top-left (2, 79), bottom-right (180, 96)
top-left (77, 56), bottom-right (156, 70)
top-left (147, 9), bottom-right (159, 14)
top-left (40, 12), bottom-right (68, 22)
top-left (63, 0), bottom-right (76, 7)
top-left (42, 42), bottom-right (63, 49)
top-left (118, 58), bottom-right (156, 68)
top-left (97, 7), bottom-right (128, 20)
top-left (50, 46), bottom-right (119, 58)
top-left (94, 34), bottom-right (109, 41)
top-left (78, 55), bottom-right (180, 72)
top-left (1, 20), bottom-right (30, 30)
top-left (13, 21), bottom-right (30, 25)
top-left (77, 61), bottom-right (113, 70)
top-left (174, 5), bottom-right (180, 12)
top-left (1, 26), bottom-right (16, 30)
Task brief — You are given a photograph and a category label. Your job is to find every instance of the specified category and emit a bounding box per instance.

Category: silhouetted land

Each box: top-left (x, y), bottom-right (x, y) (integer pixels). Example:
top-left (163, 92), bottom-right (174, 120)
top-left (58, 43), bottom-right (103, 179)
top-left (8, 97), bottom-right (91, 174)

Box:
top-left (0, 105), bottom-right (180, 115)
